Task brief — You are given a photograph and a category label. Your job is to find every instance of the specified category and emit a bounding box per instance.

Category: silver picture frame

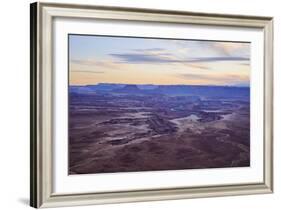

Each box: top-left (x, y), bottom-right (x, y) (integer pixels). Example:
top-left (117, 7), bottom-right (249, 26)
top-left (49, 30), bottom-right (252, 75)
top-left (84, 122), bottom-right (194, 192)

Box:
top-left (30, 2), bottom-right (273, 208)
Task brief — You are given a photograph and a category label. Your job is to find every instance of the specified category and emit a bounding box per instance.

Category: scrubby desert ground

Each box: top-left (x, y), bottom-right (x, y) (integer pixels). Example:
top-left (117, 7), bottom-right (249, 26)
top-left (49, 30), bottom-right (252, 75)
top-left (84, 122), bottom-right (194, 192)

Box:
top-left (69, 84), bottom-right (250, 174)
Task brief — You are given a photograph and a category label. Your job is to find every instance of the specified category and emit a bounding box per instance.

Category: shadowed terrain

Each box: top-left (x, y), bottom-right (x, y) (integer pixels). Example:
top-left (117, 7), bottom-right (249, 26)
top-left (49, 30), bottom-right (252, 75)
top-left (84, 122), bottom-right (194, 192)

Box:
top-left (69, 84), bottom-right (250, 174)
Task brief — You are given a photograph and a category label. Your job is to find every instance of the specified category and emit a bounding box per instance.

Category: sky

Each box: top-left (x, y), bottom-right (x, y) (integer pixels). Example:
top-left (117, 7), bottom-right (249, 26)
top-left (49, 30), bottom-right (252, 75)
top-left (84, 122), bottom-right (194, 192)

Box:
top-left (69, 34), bottom-right (250, 86)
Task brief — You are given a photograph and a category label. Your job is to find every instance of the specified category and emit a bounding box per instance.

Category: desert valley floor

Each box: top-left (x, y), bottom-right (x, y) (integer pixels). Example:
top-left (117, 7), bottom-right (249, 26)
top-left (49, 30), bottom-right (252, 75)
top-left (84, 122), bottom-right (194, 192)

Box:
top-left (69, 84), bottom-right (250, 174)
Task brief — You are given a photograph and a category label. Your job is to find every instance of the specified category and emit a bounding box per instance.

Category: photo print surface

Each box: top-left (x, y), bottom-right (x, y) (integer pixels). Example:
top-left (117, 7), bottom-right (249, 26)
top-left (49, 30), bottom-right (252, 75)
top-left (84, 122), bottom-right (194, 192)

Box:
top-left (68, 34), bottom-right (250, 174)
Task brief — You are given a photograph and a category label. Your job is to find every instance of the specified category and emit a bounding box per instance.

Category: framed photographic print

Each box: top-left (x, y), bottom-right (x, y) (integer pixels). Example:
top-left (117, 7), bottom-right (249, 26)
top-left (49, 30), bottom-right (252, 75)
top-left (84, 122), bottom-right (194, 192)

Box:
top-left (30, 2), bottom-right (273, 208)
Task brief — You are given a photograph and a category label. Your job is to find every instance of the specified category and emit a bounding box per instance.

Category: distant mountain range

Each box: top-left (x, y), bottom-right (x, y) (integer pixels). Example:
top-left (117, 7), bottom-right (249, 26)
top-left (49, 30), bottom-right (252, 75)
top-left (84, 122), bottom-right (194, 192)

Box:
top-left (70, 83), bottom-right (250, 99)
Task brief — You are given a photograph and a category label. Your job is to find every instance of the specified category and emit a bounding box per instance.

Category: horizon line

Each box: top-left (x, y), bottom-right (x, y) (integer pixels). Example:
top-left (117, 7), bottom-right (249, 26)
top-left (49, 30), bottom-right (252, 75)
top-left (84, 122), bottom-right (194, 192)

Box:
top-left (70, 83), bottom-right (250, 88)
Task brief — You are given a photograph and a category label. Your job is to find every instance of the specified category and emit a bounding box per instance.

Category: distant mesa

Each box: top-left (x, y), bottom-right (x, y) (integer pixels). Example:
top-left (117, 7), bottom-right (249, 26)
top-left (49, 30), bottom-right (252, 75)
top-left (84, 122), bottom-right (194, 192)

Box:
top-left (115, 84), bottom-right (141, 93)
top-left (89, 83), bottom-right (124, 91)
top-left (121, 84), bottom-right (139, 90)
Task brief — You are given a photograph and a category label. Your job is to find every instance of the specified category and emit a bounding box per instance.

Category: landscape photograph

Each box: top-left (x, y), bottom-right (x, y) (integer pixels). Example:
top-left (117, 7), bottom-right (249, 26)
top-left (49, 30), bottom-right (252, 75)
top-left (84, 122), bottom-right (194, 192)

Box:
top-left (68, 34), bottom-right (250, 174)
